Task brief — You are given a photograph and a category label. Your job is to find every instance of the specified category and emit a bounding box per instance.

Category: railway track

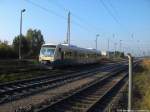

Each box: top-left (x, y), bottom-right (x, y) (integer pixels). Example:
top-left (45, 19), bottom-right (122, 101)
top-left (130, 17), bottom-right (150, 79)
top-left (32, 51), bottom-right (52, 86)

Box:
top-left (33, 62), bottom-right (138, 112)
top-left (0, 60), bottom-right (139, 112)
top-left (0, 62), bottom-right (125, 105)
top-left (13, 65), bottom-right (129, 112)
top-left (34, 69), bottom-right (127, 112)
top-left (86, 74), bottom-right (128, 112)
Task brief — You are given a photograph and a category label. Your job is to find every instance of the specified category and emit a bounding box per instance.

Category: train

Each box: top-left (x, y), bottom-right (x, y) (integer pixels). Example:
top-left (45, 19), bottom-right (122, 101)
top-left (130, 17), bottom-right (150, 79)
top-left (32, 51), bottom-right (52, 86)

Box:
top-left (39, 43), bottom-right (101, 67)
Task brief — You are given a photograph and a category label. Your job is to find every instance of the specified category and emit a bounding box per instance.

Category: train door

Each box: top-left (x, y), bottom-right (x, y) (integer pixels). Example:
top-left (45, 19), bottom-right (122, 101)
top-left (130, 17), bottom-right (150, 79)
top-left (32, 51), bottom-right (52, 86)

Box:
top-left (74, 51), bottom-right (77, 64)
top-left (58, 47), bottom-right (64, 61)
top-left (61, 52), bottom-right (64, 61)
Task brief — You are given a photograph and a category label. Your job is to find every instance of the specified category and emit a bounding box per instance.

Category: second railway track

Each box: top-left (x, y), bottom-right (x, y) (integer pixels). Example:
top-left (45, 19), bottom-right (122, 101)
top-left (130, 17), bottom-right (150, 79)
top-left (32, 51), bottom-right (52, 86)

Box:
top-left (35, 69), bottom-right (128, 112)
top-left (33, 62), bottom-right (138, 112)
top-left (0, 62), bottom-right (126, 105)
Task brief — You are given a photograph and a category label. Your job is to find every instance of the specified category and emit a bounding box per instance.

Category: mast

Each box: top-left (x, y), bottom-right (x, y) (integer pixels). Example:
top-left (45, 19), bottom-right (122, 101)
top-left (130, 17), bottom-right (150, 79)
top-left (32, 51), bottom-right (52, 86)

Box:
top-left (66, 11), bottom-right (71, 45)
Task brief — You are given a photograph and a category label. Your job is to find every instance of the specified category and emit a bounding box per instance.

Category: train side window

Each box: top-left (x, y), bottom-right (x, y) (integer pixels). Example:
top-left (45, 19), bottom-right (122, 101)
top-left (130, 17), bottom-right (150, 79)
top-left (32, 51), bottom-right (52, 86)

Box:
top-left (75, 52), bottom-right (77, 57)
top-left (65, 51), bottom-right (70, 57)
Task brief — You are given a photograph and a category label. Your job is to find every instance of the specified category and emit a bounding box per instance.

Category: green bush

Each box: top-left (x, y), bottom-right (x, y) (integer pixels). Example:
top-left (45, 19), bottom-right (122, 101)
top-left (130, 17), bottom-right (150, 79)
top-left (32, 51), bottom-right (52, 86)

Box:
top-left (0, 28), bottom-right (45, 59)
top-left (0, 43), bottom-right (17, 59)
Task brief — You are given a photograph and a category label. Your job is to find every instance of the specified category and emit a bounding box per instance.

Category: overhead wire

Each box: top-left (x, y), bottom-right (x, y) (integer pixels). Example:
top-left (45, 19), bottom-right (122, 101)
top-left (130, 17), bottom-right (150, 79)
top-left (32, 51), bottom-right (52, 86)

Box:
top-left (46, 0), bottom-right (100, 34)
top-left (98, 0), bottom-right (131, 34)
top-left (98, 0), bottom-right (120, 25)
top-left (47, 0), bottom-right (102, 33)
top-left (25, 0), bottom-right (97, 34)
top-left (106, 0), bottom-right (120, 20)
top-left (25, 0), bottom-right (66, 20)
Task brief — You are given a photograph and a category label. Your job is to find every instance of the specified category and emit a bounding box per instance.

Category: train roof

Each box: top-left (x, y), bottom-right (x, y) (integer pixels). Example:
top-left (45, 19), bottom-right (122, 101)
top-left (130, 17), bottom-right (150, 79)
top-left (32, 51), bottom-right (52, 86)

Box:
top-left (42, 43), bottom-right (57, 46)
top-left (42, 43), bottom-right (100, 53)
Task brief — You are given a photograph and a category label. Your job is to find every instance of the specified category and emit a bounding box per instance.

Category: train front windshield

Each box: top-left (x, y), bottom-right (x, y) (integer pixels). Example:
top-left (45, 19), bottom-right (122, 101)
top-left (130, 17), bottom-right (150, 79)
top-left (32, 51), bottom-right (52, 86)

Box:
top-left (40, 46), bottom-right (55, 57)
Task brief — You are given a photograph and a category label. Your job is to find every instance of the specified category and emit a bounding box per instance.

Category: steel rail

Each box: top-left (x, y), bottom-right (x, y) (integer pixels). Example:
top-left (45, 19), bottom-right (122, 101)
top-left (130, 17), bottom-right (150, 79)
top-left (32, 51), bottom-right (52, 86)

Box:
top-left (34, 65), bottom-right (128, 112)
top-left (35, 61), bottom-right (139, 112)
top-left (0, 63), bottom-right (125, 104)
top-left (87, 63), bottom-right (138, 112)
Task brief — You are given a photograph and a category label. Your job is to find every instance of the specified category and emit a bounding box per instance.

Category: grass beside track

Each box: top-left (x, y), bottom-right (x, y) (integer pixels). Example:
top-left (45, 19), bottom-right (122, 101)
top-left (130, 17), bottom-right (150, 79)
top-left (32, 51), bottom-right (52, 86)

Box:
top-left (0, 60), bottom-right (53, 83)
top-left (0, 59), bottom-right (101, 83)
top-left (133, 58), bottom-right (150, 110)
top-left (0, 58), bottom-right (125, 83)
top-left (0, 70), bottom-right (52, 83)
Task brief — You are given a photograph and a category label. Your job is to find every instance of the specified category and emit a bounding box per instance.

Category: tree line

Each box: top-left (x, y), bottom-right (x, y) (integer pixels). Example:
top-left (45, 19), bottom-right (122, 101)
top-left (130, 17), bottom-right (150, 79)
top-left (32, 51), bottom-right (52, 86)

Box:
top-left (0, 29), bottom-right (45, 59)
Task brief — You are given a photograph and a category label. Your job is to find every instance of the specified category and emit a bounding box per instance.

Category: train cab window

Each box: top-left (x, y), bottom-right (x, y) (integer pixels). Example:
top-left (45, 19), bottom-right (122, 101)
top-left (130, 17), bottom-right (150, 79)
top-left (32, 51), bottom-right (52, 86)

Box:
top-left (40, 47), bottom-right (55, 56)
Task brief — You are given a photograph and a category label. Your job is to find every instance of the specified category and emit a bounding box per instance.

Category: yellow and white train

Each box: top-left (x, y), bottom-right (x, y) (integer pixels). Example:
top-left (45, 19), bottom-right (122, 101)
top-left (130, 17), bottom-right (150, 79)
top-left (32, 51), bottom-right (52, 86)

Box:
top-left (39, 43), bottom-right (101, 67)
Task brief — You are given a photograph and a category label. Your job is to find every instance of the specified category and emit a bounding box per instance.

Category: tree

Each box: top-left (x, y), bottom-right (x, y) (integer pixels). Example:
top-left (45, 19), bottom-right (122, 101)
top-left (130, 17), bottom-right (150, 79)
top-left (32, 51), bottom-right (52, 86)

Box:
top-left (26, 29), bottom-right (45, 57)
top-left (13, 35), bottom-right (29, 58)
top-left (0, 41), bottom-right (17, 59)
top-left (12, 28), bottom-right (45, 59)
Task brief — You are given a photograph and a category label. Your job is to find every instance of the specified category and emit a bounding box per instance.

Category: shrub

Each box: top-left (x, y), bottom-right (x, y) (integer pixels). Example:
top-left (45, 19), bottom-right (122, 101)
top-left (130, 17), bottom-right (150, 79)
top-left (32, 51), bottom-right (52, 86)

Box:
top-left (0, 43), bottom-right (17, 59)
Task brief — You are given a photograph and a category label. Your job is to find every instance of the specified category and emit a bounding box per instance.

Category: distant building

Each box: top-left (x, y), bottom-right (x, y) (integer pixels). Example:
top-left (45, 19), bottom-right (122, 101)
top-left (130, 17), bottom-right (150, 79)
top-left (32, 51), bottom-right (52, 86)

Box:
top-left (101, 51), bottom-right (115, 58)
top-left (101, 51), bottom-right (108, 56)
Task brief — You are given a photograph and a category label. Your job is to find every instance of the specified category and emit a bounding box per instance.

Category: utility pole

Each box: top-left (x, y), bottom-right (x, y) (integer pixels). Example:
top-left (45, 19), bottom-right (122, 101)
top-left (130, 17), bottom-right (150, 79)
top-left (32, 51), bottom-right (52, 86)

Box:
top-left (66, 11), bottom-right (70, 45)
top-left (95, 34), bottom-right (99, 50)
top-left (107, 38), bottom-right (109, 51)
top-left (107, 38), bottom-right (110, 58)
top-left (137, 40), bottom-right (141, 57)
top-left (113, 33), bottom-right (115, 39)
top-left (131, 33), bottom-right (134, 57)
top-left (19, 9), bottom-right (26, 60)
top-left (112, 34), bottom-right (115, 56)
top-left (119, 40), bottom-right (122, 52)
top-left (127, 53), bottom-right (133, 111)
top-left (114, 43), bottom-right (117, 56)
